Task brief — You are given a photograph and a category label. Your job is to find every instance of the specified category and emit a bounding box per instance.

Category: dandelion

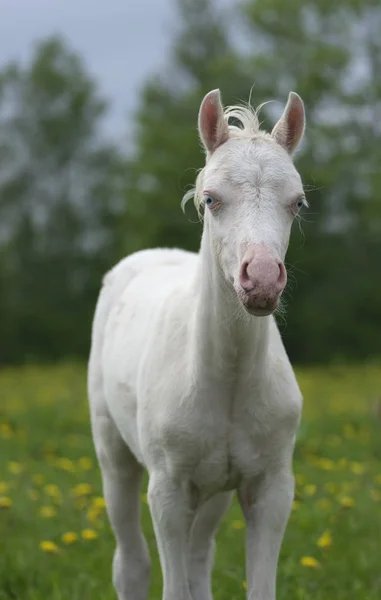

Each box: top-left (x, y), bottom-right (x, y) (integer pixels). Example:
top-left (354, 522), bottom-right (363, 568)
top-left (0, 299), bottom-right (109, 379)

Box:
top-left (317, 458), bottom-right (335, 471)
top-left (91, 496), bottom-right (106, 509)
top-left (55, 458), bottom-right (76, 473)
top-left (231, 520), bottom-right (245, 530)
top-left (71, 483), bottom-right (92, 497)
top-left (7, 461), bottom-right (23, 475)
top-left (0, 423), bottom-right (13, 439)
top-left (0, 482), bottom-right (9, 494)
top-left (78, 457), bottom-right (93, 470)
top-left (338, 496), bottom-right (355, 508)
top-left (300, 556), bottom-right (320, 568)
top-left (87, 507), bottom-right (102, 524)
top-left (350, 462), bottom-right (365, 475)
top-left (40, 540), bottom-right (59, 553)
top-left (62, 532), bottom-right (78, 544)
top-left (44, 484), bottom-right (62, 504)
top-left (81, 528), bottom-right (98, 540)
top-left (292, 501), bottom-right (300, 511)
top-left (141, 493), bottom-right (148, 504)
top-left (242, 580), bottom-right (248, 590)
top-left (304, 484), bottom-right (317, 496)
top-left (40, 506), bottom-right (57, 518)
top-left (0, 496), bottom-right (12, 508)
top-left (317, 530), bottom-right (332, 548)
top-left (44, 484), bottom-right (60, 497)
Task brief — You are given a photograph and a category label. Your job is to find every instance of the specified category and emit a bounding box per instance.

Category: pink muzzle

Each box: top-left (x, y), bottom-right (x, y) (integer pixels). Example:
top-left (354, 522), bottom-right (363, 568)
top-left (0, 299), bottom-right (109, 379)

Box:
top-left (237, 243), bottom-right (287, 316)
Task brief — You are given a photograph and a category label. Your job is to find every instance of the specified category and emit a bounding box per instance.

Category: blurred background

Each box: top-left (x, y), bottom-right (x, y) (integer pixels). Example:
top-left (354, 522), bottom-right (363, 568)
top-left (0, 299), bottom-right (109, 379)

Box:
top-left (0, 0), bottom-right (380, 366)
top-left (1, 2), bottom-right (381, 598)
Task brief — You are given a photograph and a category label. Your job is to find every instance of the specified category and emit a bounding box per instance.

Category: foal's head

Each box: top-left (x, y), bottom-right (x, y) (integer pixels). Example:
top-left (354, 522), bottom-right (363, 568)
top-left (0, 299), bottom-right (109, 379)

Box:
top-left (191, 89), bottom-right (306, 317)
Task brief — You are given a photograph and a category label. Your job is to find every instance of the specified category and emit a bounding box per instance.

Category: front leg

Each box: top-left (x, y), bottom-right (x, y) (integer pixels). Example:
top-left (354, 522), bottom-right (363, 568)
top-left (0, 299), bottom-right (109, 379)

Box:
top-left (238, 469), bottom-right (294, 600)
top-left (148, 472), bottom-right (197, 600)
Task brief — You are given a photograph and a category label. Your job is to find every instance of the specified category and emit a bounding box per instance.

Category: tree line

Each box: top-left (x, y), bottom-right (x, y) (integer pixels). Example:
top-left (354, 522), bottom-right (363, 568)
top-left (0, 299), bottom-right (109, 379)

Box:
top-left (0, 0), bottom-right (380, 365)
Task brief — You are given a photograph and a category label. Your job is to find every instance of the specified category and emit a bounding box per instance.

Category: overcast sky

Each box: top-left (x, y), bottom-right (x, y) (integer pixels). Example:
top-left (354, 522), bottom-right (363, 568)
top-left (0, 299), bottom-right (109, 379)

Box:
top-left (0, 0), bottom-right (175, 139)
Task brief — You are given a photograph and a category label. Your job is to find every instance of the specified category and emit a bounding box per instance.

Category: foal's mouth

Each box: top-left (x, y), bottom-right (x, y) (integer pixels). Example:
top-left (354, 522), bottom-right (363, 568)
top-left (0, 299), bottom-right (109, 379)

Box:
top-left (238, 291), bottom-right (280, 317)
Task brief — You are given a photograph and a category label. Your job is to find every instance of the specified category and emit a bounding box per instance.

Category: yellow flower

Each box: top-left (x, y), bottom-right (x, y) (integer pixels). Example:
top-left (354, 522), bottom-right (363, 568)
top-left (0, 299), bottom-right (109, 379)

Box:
top-left (292, 500), bottom-right (300, 511)
top-left (317, 458), bottom-right (335, 471)
top-left (87, 507), bottom-right (101, 524)
top-left (141, 493), bottom-right (148, 504)
top-left (339, 496), bottom-right (355, 508)
top-left (0, 496), bottom-right (12, 508)
top-left (242, 580), bottom-right (248, 590)
top-left (7, 461), bottom-right (23, 475)
top-left (81, 528), bottom-right (98, 540)
top-left (71, 483), bottom-right (92, 497)
top-left (350, 462), bottom-right (365, 475)
top-left (44, 484), bottom-right (60, 497)
top-left (78, 457), bottom-right (93, 470)
top-left (231, 520), bottom-right (245, 530)
top-left (300, 556), bottom-right (320, 568)
top-left (40, 506), bottom-right (57, 518)
top-left (0, 423), bottom-right (13, 438)
top-left (55, 458), bottom-right (76, 472)
top-left (0, 482), bottom-right (9, 494)
top-left (91, 496), bottom-right (106, 509)
top-left (317, 530), bottom-right (332, 548)
top-left (32, 474), bottom-right (45, 486)
top-left (40, 540), bottom-right (59, 553)
top-left (62, 531), bottom-right (78, 544)
top-left (304, 484), bottom-right (317, 496)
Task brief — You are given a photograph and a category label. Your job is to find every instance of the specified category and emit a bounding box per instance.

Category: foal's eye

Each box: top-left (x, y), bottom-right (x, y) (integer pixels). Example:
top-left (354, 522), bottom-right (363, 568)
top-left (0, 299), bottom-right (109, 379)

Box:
top-left (292, 196), bottom-right (308, 214)
top-left (204, 194), bottom-right (218, 210)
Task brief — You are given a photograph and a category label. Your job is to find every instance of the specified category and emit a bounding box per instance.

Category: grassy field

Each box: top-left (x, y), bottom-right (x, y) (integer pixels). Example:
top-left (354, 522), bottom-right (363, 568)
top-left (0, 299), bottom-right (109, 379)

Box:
top-left (1, 363), bottom-right (381, 600)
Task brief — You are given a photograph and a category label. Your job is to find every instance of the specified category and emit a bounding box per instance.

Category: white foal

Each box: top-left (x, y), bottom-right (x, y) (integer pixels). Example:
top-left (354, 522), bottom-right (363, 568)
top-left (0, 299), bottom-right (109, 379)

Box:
top-left (88, 88), bottom-right (307, 600)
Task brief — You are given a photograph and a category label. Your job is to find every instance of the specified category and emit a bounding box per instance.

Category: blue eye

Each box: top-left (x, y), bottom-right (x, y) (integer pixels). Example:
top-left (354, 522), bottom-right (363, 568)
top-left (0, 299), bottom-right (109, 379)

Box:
top-left (205, 195), bottom-right (216, 209)
top-left (294, 196), bottom-right (307, 213)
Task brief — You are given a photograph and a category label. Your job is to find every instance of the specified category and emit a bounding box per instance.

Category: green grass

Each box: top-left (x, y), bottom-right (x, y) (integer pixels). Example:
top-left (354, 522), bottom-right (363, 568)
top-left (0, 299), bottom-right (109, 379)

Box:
top-left (1, 363), bottom-right (381, 599)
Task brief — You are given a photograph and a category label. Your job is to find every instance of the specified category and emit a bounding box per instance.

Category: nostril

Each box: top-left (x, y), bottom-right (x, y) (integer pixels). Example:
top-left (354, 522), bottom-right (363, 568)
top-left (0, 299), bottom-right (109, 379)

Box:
top-left (276, 261), bottom-right (287, 292)
top-left (239, 260), bottom-right (254, 292)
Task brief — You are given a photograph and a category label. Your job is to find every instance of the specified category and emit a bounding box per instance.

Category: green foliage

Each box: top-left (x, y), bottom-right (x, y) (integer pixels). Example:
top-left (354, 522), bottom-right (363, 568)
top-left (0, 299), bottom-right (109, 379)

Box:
top-left (0, 38), bottom-right (125, 363)
top-left (1, 364), bottom-right (381, 598)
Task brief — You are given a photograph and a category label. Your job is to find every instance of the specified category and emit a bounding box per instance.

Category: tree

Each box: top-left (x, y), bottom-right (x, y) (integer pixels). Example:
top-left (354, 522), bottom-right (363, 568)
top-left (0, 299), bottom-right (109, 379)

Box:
top-left (0, 37), bottom-right (124, 363)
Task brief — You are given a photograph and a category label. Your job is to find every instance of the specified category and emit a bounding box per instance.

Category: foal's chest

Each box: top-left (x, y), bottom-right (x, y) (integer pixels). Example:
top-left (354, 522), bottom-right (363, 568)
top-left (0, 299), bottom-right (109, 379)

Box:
top-left (171, 385), bottom-right (273, 496)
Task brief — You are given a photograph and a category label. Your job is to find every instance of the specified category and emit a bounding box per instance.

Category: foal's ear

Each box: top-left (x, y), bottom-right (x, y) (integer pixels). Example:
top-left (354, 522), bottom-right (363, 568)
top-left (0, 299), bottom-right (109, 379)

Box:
top-left (271, 92), bottom-right (305, 156)
top-left (198, 89), bottom-right (229, 154)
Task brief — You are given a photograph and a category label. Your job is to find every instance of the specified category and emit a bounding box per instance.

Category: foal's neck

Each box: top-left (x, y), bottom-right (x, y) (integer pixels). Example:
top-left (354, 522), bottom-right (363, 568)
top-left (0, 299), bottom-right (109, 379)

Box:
top-left (192, 228), bottom-right (270, 381)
